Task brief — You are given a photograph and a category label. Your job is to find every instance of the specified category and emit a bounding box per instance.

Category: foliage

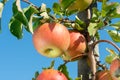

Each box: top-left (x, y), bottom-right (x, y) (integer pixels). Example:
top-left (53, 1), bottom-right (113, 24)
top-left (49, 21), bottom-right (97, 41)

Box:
top-left (0, 0), bottom-right (120, 79)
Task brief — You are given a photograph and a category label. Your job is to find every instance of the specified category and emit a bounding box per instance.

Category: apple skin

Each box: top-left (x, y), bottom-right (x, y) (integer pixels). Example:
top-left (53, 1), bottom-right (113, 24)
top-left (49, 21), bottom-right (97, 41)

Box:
top-left (33, 23), bottom-right (70, 58)
top-left (110, 58), bottom-right (120, 80)
top-left (96, 70), bottom-right (113, 80)
top-left (62, 30), bottom-right (86, 60)
top-left (59, 0), bottom-right (93, 11)
top-left (37, 69), bottom-right (68, 80)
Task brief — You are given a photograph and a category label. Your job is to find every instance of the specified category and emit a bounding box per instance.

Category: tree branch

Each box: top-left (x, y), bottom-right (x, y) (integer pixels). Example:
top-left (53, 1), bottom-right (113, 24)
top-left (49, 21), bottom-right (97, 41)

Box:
top-left (92, 40), bottom-right (120, 52)
top-left (21, 0), bottom-right (38, 9)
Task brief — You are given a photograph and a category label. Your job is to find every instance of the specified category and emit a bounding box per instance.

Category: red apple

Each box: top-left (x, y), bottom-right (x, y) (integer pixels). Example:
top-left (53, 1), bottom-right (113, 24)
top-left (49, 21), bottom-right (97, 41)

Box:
top-left (33, 23), bottom-right (70, 58)
top-left (96, 70), bottom-right (113, 80)
top-left (37, 69), bottom-right (68, 80)
top-left (62, 30), bottom-right (86, 60)
top-left (110, 58), bottom-right (120, 80)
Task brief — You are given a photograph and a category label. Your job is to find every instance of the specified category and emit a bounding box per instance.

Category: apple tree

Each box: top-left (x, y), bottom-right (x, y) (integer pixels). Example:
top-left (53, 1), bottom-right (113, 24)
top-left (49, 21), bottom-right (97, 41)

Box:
top-left (0, 0), bottom-right (120, 80)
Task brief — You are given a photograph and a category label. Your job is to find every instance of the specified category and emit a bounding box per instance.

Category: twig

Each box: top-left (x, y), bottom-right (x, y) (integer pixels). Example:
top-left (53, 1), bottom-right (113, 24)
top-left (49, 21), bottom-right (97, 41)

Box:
top-left (92, 40), bottom-right (120, 53)
top-left (21, 0), bottom-right (38, 9)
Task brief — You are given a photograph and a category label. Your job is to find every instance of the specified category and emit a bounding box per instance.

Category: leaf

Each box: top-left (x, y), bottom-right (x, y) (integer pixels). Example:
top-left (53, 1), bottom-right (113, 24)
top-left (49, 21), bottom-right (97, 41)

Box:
top-left (40, 3), bottom-right (49, 19)
top-left (33, 17), bottom-right (42, 31)
top-left (32, 71), bottom-right (39, 80)
top-left (75, 16), bottom-right (86, 29)
top-left (60, 0), bottom-right (75, 10)
top-left (0, 2), bottom-right (4, 33)
top-left (102, 1), bottom-right (120, 18)
top-left (58, 64), bottom-right (72, 80)
top-left (110, 21), bottom-right (120, 30)
top-left (35, 71), bottom-right (39, 79)
top-left (42, 60), bottom-right (55, 70)
top-left (9, 17), bottom-right (23, 39)
top-left (12, 0), bottom-right (28, 27)
top-left (105, 48), bottom-right (118, 64)
top-left (53, 3), bottom-right (62, 15)
top-left (24, 5), bottom-right (39, 33)
top-left (107, 30), bottom-right (120, 42)
top-left (88, 23), bottom-right (98, 37)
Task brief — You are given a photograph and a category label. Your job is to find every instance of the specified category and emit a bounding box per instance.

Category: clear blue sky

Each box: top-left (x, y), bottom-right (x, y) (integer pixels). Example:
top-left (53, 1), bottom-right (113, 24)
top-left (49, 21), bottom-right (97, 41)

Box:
top-left (0, 0), bottom-right (120, 80)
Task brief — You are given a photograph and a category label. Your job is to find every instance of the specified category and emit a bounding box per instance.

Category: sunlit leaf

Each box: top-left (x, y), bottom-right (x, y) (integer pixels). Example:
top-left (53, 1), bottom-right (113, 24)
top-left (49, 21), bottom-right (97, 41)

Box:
top-left (58, 64), bottom-right (72, 80)
top-left (0, 2), bottom-right (4, 33)
top-left (9, 17), bottom-right (23, 39)
top-left (40, 3), bottom-right (49, 19)
top-left (88, 23), bottom-right (98, 37)
top-left (110, 21), bottom-right (120, 30)
top-left (107, 30), bottom-right (120, 42)
top-left (105, 48), bottom-right (118, 64)
top-left (24, 5), bottom-right (39, 34)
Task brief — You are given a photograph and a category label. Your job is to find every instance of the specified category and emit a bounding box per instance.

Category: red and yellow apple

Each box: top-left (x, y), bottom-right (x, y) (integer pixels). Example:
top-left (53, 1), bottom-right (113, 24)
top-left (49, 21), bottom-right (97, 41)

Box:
top-left (33, 23), bottom-right (70, 58)
top-left (37, 69), bottom-right (68, 80)
top-left (59, 0), bottom-right (93, 11)
top-left (96, 70), bottom-right (113, 80)
top-left (110, 58), bottom-right (120, 80)
top-left (62, 30), bottom-right (86, 60)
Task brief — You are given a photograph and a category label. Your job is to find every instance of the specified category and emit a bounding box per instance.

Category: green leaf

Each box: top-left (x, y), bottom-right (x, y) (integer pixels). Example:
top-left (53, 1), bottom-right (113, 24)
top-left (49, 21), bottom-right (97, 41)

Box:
top-left (42, 60), bottom-right (55, 70)
top-left (9, 17), bottom-right (23, 39)
top-left (110, 21), bottom-right (120, 30)
top-left (58, 64), bottom-right (72, 80)
top-left (33, 17), bottom-right (42, 31)
top-left (53, 3), bottom-right (62, 15)
top-left (102, 1), bottom-right (120, 18)
top-left (107, 30), bottom-right (120, 42)
top-left (105, 48), bottom-right (118, 64)
top-left (0, 2), bottom-right (4, 33)
top-left (88, 23), bottom-right (98, 37)
top-left (35, 71), bottom-right (39, 79)
top-left (60, 0), bottom-right (75, 10)
top-left (24, 5), bottom-right (39, 33)
top-left (12, 0), bottom-right (28, 27)
top-left (32, 71), bottom-right (39, 80)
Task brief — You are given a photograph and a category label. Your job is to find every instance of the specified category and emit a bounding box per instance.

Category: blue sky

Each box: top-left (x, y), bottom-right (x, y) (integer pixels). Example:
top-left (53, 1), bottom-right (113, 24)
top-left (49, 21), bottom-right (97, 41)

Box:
top-left (0, 0), bottom-right (120, 80)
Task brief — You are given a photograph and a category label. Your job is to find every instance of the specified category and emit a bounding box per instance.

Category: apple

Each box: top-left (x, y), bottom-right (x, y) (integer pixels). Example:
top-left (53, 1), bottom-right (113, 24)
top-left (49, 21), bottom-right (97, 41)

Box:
top-left (33, 23), bottom-right (70, 58)
top-left (96, 70), bottom-right (113, 80)
top-left (59, 0), bottom-right (93, 11)
top-left (62, 30), bottom-right (86, 61)
top-left (110, 58), bottom-right (120, 80)
top-left (37, 69), bottom-right (68, 80)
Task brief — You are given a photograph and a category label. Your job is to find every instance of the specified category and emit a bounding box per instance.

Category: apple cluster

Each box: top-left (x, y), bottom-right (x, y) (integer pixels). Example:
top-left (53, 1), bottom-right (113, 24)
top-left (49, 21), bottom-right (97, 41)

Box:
top-left (32, 22), bottom-right (86, 61)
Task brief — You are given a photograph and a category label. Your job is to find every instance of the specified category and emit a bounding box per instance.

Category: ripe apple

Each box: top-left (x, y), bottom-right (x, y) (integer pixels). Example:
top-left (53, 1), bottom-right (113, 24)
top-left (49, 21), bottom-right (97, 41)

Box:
top-left (62, 30), bottom-right (86, 61)
top-left (59, 0), bottom-right (93, 11)
top-left (110, 58), bottom-right (120, 80)
top-left (33, 23), bottom-right (70, 58)
top-left (37, 69), bottom-right (68, 80)
top-left (96, 70), bottom-right (113, 80)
